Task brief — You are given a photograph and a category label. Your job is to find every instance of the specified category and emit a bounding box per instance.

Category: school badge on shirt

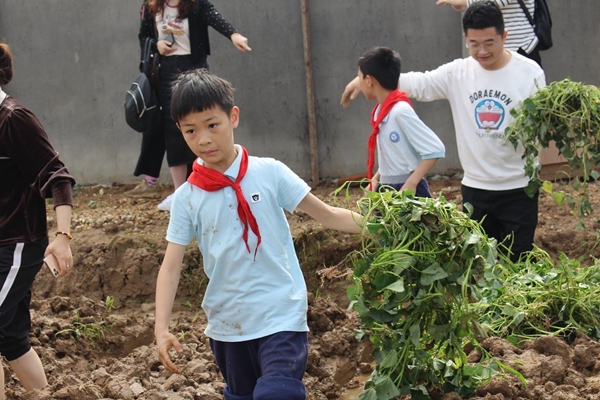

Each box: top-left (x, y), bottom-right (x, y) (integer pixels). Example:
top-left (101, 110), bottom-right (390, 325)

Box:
top-left (250, 193), bottom-right (261, 203)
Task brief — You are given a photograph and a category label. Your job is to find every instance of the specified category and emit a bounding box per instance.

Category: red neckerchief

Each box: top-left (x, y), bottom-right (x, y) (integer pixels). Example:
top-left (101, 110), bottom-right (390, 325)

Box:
top-left (368, 90), bottom-right (412, 180)
top-left (187, 146), bottom-right (261, 258)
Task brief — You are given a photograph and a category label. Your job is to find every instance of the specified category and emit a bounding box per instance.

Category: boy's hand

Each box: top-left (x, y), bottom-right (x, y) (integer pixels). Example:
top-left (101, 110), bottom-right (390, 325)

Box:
top-left (156, 332), bottom-right (184, 374)
top-left (340, 76), bottom-right (361, 108)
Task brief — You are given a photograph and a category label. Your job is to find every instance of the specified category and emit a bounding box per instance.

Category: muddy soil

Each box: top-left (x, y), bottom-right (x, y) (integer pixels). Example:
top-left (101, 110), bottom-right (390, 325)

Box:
top-left (5, 176), bottom-right (600, 399)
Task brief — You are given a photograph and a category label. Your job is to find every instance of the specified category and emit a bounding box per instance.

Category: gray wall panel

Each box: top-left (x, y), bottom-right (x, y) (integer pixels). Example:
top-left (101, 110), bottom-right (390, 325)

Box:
top-left (0, 0), bottom-right (597, 184)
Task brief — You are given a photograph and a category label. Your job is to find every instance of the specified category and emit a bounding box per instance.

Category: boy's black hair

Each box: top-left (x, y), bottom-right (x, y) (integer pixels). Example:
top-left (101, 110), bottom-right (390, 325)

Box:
top-left (462, 1), bottom-right (504, 36)
top-left (170, 68), bottom-right (235, 122)
top-left (358, 47), bottom-right (401, 91)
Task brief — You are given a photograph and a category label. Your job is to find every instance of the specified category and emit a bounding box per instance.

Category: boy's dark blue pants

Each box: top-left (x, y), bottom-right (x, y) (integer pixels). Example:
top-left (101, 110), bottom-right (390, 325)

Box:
top-left (376, 178), bottom-right (432, 198)
top-left (209, 331), bottom-right (308, 400)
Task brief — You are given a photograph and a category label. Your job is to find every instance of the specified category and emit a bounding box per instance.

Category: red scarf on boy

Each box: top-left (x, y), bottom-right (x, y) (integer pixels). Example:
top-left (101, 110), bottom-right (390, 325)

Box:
top-left (367, 89), bottom-right (412, 180)
top-left (187, 146), bottom-right (261, 258)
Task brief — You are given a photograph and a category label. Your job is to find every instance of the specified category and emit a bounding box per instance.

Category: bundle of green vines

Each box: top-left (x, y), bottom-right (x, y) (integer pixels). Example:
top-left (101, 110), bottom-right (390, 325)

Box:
top-left (345, 188), bottom-right (600, 400)
top-left (347, 189), bottom-right (504, 399)
top-left (476, 247), bottom-right (600, 343)
top-left (505, 78), bottom-right (600, 221)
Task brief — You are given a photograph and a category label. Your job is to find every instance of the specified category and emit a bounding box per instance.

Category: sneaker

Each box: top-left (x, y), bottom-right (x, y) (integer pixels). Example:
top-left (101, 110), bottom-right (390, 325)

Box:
top-left (157, 194), bottom-right (173, 211)
top-left (124, 180), bottom-right (161, 199)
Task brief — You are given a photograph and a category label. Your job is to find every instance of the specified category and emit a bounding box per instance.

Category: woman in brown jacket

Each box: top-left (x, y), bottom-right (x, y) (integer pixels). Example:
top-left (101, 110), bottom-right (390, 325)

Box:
top-left (0, 43), bottom-right (75, 399)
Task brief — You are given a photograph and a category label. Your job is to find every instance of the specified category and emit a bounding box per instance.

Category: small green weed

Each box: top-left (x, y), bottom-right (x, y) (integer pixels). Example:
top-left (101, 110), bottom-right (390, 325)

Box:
top-left (55, 311), bottom-right (113, 348)
top-left (103, 296), bottom-right (115, 313)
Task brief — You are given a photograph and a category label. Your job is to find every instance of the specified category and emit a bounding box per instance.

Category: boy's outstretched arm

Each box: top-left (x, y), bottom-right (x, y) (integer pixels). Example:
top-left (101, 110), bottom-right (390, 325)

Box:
top-left (155, 242), bottom-right (187, 374)
top-left (340, 76), bottom-right (361, 108)
top-left (297, 193), bottom-right (364, 234)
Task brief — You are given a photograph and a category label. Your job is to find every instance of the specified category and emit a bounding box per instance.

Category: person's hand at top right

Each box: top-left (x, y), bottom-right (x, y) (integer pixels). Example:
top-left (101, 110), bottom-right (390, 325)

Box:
top-left (435, 0), bottom-right (468, 11)
top-left (340, 76), bottom-right (361, 108)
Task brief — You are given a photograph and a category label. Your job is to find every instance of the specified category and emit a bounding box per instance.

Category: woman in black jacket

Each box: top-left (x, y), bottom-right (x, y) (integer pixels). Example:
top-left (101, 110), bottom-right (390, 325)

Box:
top-left (126, 0), bottom-right (250, 211)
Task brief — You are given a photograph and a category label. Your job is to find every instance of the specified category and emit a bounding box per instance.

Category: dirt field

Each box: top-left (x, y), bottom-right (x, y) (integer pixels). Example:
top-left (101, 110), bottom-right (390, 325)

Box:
top-left (4, 175), bottom-right (600, 400)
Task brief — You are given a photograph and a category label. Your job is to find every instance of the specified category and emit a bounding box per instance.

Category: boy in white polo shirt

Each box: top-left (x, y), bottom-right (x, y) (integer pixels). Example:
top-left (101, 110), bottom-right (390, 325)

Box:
top-left (356, 46), bottom-right (445, 197)
top-left (154, 69), bottom-right (364, 400)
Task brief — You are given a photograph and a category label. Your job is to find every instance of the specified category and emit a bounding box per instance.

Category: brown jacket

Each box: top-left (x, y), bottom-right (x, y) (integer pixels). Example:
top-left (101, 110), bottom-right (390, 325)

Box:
top-left (0, 96), bottom-right (75, 246)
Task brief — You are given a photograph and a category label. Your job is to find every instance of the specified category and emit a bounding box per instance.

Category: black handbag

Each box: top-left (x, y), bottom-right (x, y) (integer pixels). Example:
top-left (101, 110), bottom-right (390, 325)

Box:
top-left (124, 37), bottom-right (162, 133)
top-left (516, 0), bottom-right (553, 51)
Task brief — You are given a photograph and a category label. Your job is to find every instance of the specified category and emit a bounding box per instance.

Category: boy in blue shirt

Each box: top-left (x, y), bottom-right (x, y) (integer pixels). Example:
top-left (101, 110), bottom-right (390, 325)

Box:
top-left (154, 69), bottom-right (364, 400)
top-left (357, 46), bottom-right (445, 197)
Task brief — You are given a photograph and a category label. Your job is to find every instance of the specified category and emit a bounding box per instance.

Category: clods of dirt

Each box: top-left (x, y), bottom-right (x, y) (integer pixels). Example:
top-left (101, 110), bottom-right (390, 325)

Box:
top-left (5, 178), bottom-right (600, 399)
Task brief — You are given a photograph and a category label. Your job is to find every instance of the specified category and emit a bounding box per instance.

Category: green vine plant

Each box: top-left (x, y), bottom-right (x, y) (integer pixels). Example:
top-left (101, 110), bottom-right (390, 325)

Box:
top-left (505, 78), bottom-right (600, 229)
top-left (475, 246), bottom-right (600, 343)
top-left (345, 188), bottom-right (524, 399)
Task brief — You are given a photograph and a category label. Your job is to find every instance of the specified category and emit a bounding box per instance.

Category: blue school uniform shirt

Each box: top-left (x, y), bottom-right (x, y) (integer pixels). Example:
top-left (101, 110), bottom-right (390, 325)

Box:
top-left (166, 145), bottom-right (311, 342)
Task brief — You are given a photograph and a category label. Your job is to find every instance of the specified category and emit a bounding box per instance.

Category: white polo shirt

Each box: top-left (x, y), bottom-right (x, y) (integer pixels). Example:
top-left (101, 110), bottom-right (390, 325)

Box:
top-left (374, 101), bottom-right (445, 183)
top-left (166, 145), bottom-right (311, 342)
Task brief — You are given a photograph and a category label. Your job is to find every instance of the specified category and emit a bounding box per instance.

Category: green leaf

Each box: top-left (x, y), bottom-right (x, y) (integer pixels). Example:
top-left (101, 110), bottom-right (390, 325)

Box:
top-left (384, 279), bottom-right (405, 293)
top-left (380, 350), bottom-right (398, 369)
top-left (347, 284), bottom-right (359, 301)
top-left (429, 323), bottom-right (451, 342)
top-left (552, 191), bottom-right (565, 205)
top-left (523, 97), bottom-right (537, 113)
top-left (410, 207), bottom-right (423, 222)
top-left (541, 180), bottom-right (553, 194)
top-left (463, 202), bottom-right (474, 216)
top-left (465, 232), bottom-right (482, 245)
top-left (354, 258), bottom-right (370, 278)
top-left (367, 222), bottom-right (384, 235)
top-left (358, 388), bottom-right (378, 400)
top-left (409, 324), bottom-right (421, 347)
top-left (393, 254), bottom-right (414, 274)
top-left (420, 263), bottom-right (450, 285)
top-left (373, 375), bottom-right (400, 400)
top-left (354, 298), bottom-right (370, 318)
top-left (433, 358), bottom-right (446, 371)
top-left (501, 303), bottom-right (520, 317)
top-left (374, 272), bottom-right (397, 292)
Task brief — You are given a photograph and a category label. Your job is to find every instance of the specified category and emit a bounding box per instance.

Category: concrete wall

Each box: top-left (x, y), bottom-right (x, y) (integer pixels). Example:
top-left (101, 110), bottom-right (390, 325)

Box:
top-left (0, 0), bottom-right (597, 185)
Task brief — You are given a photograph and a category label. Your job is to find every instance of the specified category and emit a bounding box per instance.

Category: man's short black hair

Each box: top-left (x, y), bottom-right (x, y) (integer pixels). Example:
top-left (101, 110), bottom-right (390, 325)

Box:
top-left (462, 1), bottom-right (505, 36)
top-left (358, 47), bottom-right (401, 91)
top-left (170, 68), bottom-right (235, 122)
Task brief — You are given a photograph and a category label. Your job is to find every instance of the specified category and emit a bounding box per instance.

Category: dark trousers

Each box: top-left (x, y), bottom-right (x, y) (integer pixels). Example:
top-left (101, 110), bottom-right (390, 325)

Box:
top-left (461, 185), bottom-right (538, 262)
top-left (0, 237), bottom-right (46, 361)
top-left (210, 331), bottom-right (308, 400)
top-left (133, 55), bottom-right (207, 177)
top-left (376, 178), bottom-right (432, 198)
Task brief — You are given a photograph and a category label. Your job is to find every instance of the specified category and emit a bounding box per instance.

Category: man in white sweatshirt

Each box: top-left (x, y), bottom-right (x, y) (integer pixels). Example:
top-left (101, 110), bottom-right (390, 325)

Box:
top-left (341, 1), bottom-right (545, 261)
